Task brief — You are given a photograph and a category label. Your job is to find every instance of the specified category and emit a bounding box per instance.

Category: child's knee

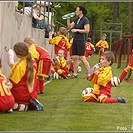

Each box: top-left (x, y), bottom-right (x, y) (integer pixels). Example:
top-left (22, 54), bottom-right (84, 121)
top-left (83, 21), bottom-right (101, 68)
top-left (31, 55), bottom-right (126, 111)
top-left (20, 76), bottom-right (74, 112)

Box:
top-left (98, 94), bottom-right (107, 103)
top-left (124, 67), bottom-right (131, 73)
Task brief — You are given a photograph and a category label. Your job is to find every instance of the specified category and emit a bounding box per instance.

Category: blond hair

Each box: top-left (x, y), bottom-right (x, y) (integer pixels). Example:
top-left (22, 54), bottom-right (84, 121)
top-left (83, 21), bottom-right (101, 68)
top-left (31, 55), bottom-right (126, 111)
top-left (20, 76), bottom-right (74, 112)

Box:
top-left (24, 36), bottom-right (35, 46)
top-left (33, 4), bottom-right (40, 10)
top-left (102, 33), bottom-right (107, 37)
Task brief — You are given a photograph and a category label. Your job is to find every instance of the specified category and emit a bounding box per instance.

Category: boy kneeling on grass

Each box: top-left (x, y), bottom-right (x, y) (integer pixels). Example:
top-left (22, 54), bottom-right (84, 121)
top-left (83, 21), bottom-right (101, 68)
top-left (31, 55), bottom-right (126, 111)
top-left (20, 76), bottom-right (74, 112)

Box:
top-left (82, 51), bottom-right (126, 103)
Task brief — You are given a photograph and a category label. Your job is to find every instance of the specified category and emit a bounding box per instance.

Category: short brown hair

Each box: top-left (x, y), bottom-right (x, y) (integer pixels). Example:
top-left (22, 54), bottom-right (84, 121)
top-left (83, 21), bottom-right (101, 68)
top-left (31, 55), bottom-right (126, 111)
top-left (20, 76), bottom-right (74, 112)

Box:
top-left (59, 27), bottom-right (66, 35)
top-left (102, 33), bottom-right (107, 37)
top-left (101, 51), bottom-right (115, 66)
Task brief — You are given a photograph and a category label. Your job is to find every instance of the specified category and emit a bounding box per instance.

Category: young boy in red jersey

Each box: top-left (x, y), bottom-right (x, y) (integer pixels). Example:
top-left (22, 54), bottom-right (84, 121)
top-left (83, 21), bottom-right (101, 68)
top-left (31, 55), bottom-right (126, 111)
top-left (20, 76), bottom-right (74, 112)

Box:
top-left (49, 27), bottom-right (70, 60)
top-left (51, 49), bottom-right (70, 79)
top-left (95, 33), bottom-right (109, 58)
top-left (82, 51), bottom-right (126, 103)
top-left (119, 49), bottom-right (133, 82)
top-left (0, 58), bottom-right (15, 113)
top-left (85, 37), bottom-right (95, 61)
top-left (24, 36), bottom-right (52, 94)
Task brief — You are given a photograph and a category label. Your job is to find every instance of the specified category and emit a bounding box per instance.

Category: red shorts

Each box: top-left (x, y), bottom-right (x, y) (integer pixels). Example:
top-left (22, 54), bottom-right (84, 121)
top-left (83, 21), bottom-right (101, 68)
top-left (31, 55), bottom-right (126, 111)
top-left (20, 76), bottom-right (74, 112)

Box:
top-left (99, 48), bottom-right (108, 56)
top-left (37, 59), bottom-right (52, 77)
top-left (85, 50), bottom-right (92, 57)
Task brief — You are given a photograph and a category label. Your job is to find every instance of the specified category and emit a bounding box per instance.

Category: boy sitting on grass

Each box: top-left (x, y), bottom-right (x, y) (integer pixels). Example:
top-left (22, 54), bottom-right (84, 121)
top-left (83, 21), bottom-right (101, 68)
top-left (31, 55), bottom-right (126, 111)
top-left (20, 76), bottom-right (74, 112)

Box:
top-left (51, 49), bottom-right (70, 79)
top-left (82, 51), bottom-right (126, 103)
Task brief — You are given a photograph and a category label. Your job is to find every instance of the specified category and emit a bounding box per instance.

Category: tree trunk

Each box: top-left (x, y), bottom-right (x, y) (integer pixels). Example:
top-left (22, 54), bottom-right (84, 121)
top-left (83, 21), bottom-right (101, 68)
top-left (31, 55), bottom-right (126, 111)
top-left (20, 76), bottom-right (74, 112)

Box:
top-left (113, 2), bottom-right (119, 23)
top-left (128, 2), bottom-right (131, 35)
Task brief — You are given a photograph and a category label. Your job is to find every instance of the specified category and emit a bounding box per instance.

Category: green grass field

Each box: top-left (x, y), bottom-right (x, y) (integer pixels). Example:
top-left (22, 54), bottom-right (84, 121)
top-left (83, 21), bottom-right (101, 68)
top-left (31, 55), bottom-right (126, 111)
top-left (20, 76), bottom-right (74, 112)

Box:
top-left (0, 53), bottom-right (132, 132)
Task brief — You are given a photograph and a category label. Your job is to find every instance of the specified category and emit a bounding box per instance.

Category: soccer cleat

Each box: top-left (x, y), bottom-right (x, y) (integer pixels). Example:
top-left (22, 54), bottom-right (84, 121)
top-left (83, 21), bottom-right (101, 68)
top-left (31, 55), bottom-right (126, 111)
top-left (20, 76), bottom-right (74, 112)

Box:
top-left (69, 69), bottom-right (74, 73)
top-left (117, 97), bottom-right (126, 103)
top-left (63, 76), bottom-right (68, 79)
top-left (70, 74), bottom-right (78, 79)
top-left (30, 98), bottom-right (44, 111)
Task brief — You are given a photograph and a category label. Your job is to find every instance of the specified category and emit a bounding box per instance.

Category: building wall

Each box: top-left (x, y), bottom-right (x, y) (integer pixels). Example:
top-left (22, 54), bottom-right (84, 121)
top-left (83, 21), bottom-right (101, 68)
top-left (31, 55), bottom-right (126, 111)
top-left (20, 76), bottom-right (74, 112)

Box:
top-left (0, 2), bottom-right (54, 77)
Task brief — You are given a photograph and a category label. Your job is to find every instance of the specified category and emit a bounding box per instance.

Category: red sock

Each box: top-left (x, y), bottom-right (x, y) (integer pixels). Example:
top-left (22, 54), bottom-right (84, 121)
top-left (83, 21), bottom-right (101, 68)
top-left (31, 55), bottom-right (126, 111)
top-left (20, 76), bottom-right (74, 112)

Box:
top-left (69, 62), bottom-right (74, 71)
top-left (36, 78), bottom-right (40, 94)
top-left (101, 97), bottom-right (118, 103)
top-left (119, 70), bottom-right (127, 82)
top-left (39, 79), bottom-right (44, 93)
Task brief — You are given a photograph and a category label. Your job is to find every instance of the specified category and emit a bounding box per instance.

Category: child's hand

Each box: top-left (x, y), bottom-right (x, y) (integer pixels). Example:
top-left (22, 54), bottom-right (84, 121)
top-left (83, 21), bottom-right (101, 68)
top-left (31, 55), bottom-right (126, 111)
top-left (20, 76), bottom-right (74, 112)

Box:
top-left (50, 31), bottom-right (54, 35)
top-left (94, 63), bottom-right (101, 69)
top-left (56, 56), bottom-right (60, 64)
top-left (53, 56), bottom-right (60, 64)
top-left (86, 63), bottom-right (101, 78)
top-left (55, 3), bottom-right (61, 8)
top-left (94, 63), bottom-right (101, 73)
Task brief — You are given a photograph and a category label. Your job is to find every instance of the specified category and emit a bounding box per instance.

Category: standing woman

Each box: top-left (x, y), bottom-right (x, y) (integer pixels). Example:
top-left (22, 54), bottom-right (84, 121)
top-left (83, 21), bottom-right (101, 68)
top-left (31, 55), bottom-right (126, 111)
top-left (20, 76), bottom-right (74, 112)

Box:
top-left (67, 6), bottom-right (90, 78)
top-left (8, 42), bottom-right (44, 111)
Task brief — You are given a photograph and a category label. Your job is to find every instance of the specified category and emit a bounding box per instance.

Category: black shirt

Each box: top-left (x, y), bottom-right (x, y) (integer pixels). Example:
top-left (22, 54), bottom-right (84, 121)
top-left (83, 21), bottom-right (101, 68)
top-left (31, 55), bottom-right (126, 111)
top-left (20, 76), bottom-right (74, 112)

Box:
top-left (73, 16), bottom-right (89, 41)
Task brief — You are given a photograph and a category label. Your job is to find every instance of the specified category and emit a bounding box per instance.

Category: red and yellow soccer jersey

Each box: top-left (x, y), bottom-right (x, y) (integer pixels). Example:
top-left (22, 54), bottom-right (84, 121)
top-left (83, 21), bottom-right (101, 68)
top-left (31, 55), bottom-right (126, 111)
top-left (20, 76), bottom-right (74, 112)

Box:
top-left (9, 57), bottom-right (38, 105)
top-left (86, 42), bottom-right (94, 51)
top-left (35, 45), bottom-right (52, 61)
top-left (35, 45), bottom-right (52, 77)
top-left (0, 71), bottom-right (15, 112)
top-left (87, 66), bottom-right (112, 97)
top-left (69, 38), bottom-right (73, 57)
top-left (59, 56), bottom-right (69, 70)
top-left (95, 40), bottom-right (109, 55)
top-left (85, 42), bottom-right (95, 57)
top-left (29, 44), bottom-right (39, 61)
top-left (49, 35), bottom-right (71, 59)
top-left (96, 40), bottom-right (109, 49)
top-left (53, 56), bottom-right (69, 72)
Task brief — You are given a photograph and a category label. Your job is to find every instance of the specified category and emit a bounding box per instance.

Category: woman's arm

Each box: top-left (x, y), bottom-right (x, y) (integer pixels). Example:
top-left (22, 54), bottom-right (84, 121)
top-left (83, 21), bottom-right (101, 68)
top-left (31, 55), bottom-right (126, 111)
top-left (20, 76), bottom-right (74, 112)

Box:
top-left (67, 18), bottom-right (75, 30)
top-left (71, 24), bottom-right (90, 34)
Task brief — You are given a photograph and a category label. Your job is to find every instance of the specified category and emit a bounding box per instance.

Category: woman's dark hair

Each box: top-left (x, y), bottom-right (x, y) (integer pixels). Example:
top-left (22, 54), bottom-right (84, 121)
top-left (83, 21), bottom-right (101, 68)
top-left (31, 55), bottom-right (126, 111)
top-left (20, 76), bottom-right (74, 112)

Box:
top-left (78, 6), bottom-right (87, 16)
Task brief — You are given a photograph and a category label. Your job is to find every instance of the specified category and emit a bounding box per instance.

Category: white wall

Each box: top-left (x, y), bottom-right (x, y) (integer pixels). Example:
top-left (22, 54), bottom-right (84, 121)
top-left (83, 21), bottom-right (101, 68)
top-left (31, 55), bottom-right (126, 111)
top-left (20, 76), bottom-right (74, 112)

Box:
top-left (0, 2), bottom-right (54, 77)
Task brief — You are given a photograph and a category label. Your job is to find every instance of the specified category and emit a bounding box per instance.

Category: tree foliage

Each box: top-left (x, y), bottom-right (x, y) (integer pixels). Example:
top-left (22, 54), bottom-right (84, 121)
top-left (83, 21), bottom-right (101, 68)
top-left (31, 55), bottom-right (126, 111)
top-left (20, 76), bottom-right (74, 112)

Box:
top-left (54, 2), bottom-right (133, 43)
